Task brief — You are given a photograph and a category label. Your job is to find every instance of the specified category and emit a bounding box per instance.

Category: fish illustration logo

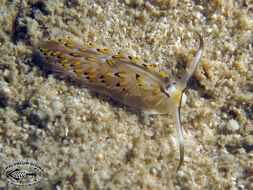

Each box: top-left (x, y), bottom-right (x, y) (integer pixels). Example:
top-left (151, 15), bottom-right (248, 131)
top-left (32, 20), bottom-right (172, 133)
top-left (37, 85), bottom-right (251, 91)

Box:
top-left (3, 162), bottom-right (44, 187)
top-left (6, 168), bottom-right (37, 181)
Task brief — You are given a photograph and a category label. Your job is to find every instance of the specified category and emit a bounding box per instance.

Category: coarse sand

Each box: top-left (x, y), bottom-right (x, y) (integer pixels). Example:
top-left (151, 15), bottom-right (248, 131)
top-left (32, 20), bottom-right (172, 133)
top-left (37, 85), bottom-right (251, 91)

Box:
top-left (0, 0), bottom-right (252, 189)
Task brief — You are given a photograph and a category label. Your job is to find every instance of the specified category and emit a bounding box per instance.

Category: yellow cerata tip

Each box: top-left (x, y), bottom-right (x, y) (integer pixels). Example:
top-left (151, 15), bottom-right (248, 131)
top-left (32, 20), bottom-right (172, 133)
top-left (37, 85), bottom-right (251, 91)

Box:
top-left (173, 87), bottom-right (184, 104)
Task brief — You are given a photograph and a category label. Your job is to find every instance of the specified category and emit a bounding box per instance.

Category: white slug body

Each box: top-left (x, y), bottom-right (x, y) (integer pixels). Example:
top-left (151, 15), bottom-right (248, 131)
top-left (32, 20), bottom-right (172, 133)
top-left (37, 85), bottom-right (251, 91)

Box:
top-left (37, 33), bottom-right (203, 171)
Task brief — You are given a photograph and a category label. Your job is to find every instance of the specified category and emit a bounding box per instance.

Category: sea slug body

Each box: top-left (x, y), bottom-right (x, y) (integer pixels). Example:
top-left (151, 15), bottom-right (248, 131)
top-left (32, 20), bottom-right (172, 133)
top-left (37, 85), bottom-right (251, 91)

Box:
top-left (36, 33), bottom-right (204, 171)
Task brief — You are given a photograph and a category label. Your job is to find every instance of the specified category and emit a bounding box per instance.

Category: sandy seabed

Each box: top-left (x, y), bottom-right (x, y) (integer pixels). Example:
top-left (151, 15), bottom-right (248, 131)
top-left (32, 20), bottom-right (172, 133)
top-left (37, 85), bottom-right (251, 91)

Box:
top-left (0, 0), bottom-right (252, 189)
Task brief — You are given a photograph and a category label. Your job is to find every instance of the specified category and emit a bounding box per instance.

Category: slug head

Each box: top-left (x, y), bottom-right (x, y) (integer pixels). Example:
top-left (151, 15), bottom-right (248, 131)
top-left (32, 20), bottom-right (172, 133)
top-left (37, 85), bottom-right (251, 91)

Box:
top-left (165, 32), bottom-right (203, 171)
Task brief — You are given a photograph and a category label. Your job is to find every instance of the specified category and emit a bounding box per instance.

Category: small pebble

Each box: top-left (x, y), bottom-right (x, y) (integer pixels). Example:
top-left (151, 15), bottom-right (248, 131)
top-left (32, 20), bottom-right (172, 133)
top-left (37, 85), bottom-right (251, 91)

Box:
top-left (226, 119), bottom-right (240, 131)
